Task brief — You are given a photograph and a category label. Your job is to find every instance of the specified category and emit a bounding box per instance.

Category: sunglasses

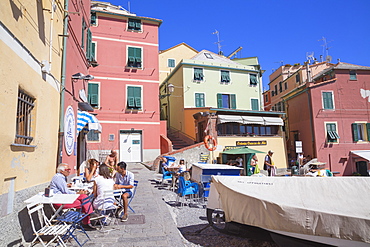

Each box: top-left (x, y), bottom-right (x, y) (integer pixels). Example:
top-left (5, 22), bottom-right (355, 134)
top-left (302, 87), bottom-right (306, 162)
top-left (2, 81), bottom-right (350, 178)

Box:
top-left (65, 169), bottom-right (71, 171)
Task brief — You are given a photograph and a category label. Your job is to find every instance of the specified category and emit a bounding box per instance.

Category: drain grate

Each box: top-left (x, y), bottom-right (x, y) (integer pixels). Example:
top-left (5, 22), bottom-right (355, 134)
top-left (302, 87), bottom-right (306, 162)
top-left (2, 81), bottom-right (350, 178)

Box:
top-left (118, 214), bottom-right (145, 225)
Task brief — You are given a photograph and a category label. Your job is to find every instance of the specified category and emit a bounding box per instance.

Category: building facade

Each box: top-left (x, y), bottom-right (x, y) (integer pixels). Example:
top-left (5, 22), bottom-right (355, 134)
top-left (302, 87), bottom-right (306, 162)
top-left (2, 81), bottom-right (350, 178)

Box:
top-left (88, 2), bottom-right (163, 163)
top-left (0, 0), bottom-right (64, 244)
top-left (283, 62), bottom-right (370, 175)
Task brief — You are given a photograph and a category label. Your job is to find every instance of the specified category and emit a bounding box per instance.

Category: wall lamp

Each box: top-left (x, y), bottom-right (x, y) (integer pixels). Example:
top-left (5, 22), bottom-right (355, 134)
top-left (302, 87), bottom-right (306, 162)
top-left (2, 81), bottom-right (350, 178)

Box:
top-left (159, 83), bottom-right (174, 99)
top-left (71, 73), bottom-right (94, 80)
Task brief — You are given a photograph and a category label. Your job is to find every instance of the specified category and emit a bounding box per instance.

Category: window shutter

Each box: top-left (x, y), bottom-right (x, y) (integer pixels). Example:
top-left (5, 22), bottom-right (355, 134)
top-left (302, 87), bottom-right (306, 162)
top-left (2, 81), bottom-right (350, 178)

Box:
top-left (195, 93), bottom-right (200, 107)
top-left (323, 92), bottom-right (333, 109)
top-left (230, 94), bottom-right (236, 109)
top-left (217, 94), bottom-right (222, 108)
top-left (81, 19), bottom-right (86, 49)
top-left (251, 99), bottom-right (259, 110)
top-left (134, 87), bottom-right (141, 108)
top-left (366, 123), bottom-right (370, 141)
top-left (135, 21), bottom-right (141, 30)
top-left (86, 29), bottom-right (92, 60)
top-left (91, 12), bottom-right (97, 25)
top-left (91, 42), bottom-right (96, 60)
top-left (250, 74), bottom-right (258, 85)
top-left (88, 83), bottom-right (99, 106)
top-left (352, 123), bottom-right (359, 142)
top-left (128, 19), bottom-right (135, 28)
top-left (200, 93), bottom-right (205, 107)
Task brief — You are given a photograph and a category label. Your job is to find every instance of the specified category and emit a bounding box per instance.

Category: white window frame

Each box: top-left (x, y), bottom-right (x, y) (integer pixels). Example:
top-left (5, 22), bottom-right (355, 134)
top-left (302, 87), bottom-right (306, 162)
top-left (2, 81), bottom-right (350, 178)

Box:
top-left (353, 122), bottom-right (367, 142)
top-left (127, 18), bottom-right (143, 33)
top-left (324, 121), bottom-right (339, 143)
top-left (321, 90), bottom-right (335, 110)
top-left (126, 45), bottom-right (143, 69)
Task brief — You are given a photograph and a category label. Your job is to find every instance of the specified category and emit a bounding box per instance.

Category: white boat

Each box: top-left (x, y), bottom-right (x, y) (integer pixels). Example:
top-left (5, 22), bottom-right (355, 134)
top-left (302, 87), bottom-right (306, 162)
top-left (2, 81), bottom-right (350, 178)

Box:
top-left (206, 176), bottom-right (370, 246)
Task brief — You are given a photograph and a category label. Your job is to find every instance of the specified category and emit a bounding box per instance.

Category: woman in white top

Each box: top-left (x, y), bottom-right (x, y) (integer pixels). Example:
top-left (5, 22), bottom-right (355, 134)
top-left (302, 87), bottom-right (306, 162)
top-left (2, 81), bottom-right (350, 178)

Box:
top-left (92, 164), bottom-right (115, 211)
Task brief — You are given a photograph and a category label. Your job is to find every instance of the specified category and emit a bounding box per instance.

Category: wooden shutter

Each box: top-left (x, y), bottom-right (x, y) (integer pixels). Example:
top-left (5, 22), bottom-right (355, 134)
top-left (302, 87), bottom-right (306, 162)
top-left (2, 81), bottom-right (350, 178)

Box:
top-left (230, 94), bottom-right (236, 109)
top-left (200, 93), bottom-right (205, 107)
top-left (88, 83), bottom-right (99, 106)
top-left (217, 94), bottom-right (222, 108)
top-left (91, 12), bottom-right (96, 25)
top-left (195, 93), bottom-right (200, 107)
top-left (86, 29), bottom-right (92, 60)
top-left (251, 99), bottom-right (259, 110)
top-left (250, 74), bottom-right (258, 85)
top-left (352, 123), bottom-right (359, 142)
top-left (323, 92), bottom-right (333, 109)
top-left (134, 87), bottom-right (142, 108)
top-left (91, 42), bottom-right (96, 60)
top-left (127, 86), bottom-right (135, 107)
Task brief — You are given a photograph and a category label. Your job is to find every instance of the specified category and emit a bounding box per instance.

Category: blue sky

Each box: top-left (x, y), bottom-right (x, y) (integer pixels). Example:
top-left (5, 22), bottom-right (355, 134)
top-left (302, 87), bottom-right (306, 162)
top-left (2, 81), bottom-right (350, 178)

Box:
top-left (108, 0), bottom-right (370, 90)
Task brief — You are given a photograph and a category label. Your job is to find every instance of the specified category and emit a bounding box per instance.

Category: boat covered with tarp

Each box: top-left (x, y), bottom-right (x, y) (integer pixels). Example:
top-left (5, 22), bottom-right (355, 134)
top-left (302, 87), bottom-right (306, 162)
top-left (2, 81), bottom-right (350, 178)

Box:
top-left (207, 176), bottom-right (370, 246)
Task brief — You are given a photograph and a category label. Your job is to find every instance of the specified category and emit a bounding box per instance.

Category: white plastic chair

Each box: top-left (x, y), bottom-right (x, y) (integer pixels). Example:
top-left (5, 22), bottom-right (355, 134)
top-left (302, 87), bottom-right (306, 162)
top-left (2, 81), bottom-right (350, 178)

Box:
top-left (27, 202), bottom-right (70, 247)
top-left (93, 190), bottom-right (120, 232)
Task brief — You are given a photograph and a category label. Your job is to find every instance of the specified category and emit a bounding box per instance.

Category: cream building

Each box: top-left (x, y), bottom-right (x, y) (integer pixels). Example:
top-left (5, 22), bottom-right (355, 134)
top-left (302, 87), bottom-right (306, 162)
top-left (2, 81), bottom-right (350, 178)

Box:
top-left (0, 0), bottom-right (64, 244)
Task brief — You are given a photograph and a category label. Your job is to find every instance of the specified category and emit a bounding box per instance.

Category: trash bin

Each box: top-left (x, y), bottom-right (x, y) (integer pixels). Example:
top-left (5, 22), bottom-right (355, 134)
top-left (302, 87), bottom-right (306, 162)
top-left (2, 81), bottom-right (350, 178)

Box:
top-left (291, 165), bottom-right (298, 176)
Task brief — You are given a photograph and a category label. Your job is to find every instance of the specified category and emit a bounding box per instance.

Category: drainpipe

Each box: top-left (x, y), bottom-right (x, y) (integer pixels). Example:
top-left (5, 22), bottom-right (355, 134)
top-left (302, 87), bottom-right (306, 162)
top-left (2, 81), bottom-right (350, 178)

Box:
top-left (48, 0), bottom-right (55, 72)
top-left (57, 0), bottom-right (69, 164)
top-left (306, 79), bottom-right (316, 158)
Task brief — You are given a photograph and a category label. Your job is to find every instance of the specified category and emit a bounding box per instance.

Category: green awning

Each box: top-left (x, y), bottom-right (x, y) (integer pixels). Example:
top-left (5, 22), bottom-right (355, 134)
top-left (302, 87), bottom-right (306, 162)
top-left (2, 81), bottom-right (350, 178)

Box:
top-left (222, 146), bottom-right (265, 155)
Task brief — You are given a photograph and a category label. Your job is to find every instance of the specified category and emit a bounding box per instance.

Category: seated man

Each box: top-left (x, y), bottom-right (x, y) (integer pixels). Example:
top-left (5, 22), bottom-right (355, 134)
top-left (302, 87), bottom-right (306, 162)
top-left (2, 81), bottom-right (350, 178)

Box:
top-left (114, 161), bottom-right (134, 222)
top-left (50, 163), bottom-right (100, 229)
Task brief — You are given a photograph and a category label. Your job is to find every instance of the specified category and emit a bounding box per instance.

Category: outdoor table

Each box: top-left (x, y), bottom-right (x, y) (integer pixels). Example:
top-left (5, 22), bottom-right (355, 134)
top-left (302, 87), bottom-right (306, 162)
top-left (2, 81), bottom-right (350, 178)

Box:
top-left (25, 193), bottom-right (79, 221)
top-left (166, 166), bottom-right (180, 191)
top-left (69, 182), bottom-right (93, 193)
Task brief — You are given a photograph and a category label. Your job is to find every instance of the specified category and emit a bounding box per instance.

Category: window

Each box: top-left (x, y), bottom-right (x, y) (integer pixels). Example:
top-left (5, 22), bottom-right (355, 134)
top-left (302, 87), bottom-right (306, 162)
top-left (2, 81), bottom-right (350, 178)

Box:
top-left (265, 94), bottom-right (269, 103)
top-left (296, 74), bottom-right (300, 83)
top-left (127, 18), bottom-right (141, 31)
top-left (127, 47), bottom-right (142, 68)
top-left (204, 53), bottom-right (213, 59)
top-left (322, 91), bottom-right (334, 109)
top-left (91, 12), bottom-right (97, 26)
top-left (249, 74), bottom-right (258, 86)
top-left (217, 93), bottom-right (236, 109)
top-left (194, 68), bottom-right (204, 81)
top-left (127, 86), bottom-right (142, 109)
top-left (15, 89), bottom-right (35, 145)
top-left (88, 83), bottom-right (99, 108)
top-left (87, 131), bottom-right (99, 141)
top-left (109, 134), bottom-right (115, 141)
top-left (195, 93), bottom-right (205, 107)
top-left (284, 82), bottom-right (287, 90)
top-left (168, 59), bottom-right (175, 68)
top-left (217, 123), bottom-right (278, 136)
top-left (326, 123), bottom-right (339, 143)
top-left (352, 123), bottom-right (370, 142)
top-left (251, 99), bottom-right (259, 111)
top-left (350, 70), bottom-right (357, 80)
top-left (272, 90), bottom-right (275, 97)
top-left (220, 70), bottom-right (230, 83)
top-left (81, 19), bottom-right (86, 50)
top-left (274, 85), bottom-right (278, 95)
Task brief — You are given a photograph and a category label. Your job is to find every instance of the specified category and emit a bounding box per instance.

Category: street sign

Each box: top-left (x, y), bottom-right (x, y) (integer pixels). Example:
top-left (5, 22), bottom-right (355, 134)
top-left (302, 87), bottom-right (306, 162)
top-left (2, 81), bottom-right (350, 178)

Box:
top-left (295, 141), bottom-right (302, 153)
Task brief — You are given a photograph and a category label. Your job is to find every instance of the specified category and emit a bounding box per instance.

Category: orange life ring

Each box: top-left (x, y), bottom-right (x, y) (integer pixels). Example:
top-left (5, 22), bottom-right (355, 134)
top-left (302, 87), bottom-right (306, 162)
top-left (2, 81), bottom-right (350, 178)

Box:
top-left (204, 135), bottom-right (217, 151)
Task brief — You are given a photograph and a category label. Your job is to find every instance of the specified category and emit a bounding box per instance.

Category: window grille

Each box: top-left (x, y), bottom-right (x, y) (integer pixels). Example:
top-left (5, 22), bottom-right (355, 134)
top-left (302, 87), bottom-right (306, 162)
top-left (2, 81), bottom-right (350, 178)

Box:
top-left (15, 90), bottom-right (35, 145)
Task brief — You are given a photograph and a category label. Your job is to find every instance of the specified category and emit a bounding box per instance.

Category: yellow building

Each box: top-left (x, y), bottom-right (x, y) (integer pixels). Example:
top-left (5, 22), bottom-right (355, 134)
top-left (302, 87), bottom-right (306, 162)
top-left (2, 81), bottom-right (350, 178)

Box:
top-left (0, 0), bottom-right (64, 244)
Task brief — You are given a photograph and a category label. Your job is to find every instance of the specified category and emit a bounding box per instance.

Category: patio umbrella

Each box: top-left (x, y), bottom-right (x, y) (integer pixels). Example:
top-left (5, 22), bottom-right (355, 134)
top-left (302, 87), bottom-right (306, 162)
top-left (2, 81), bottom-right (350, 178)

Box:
top-left (222, 146), bottom-right (265, 155)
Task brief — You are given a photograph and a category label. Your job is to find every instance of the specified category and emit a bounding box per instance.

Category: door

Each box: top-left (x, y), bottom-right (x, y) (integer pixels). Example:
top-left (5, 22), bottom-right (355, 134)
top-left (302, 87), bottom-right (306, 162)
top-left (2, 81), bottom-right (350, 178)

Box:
top-left (120, 131), bottom-right (142, 162)
top-left (356, 161), bottom-right (368, 176)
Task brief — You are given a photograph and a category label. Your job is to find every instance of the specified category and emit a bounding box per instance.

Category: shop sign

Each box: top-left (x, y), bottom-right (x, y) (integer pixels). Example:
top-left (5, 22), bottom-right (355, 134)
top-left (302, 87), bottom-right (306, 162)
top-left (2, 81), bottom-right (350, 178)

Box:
top-left (64, 106), bottom-right (75, 156)
top-left (236, 140), bottom-right (267, 146)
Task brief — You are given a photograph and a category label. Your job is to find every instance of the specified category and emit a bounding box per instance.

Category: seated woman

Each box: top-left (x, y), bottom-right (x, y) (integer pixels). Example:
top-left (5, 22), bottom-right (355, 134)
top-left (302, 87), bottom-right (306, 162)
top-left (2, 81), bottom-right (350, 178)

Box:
top-left (85, 158), bottom-right (99, 182)
top-left (92, 164), bottom-right (115, 212)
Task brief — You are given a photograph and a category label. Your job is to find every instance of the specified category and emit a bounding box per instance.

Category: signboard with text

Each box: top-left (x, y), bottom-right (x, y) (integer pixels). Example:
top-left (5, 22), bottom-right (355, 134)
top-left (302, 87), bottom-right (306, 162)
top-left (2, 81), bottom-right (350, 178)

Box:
top-left (236, 140), bottom-right (267, 146)
top-left (295, 141), bottom-right (302, 153)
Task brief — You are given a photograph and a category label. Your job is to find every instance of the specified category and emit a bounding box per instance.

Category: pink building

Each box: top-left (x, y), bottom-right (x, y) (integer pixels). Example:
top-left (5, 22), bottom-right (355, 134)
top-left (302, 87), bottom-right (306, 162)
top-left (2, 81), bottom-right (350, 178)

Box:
top-left (87, 2), bottom-right (164, 163)
top-left (60, 0), bottom-right (97, 173)
top-left (284, 62), bottom-right (370, 176)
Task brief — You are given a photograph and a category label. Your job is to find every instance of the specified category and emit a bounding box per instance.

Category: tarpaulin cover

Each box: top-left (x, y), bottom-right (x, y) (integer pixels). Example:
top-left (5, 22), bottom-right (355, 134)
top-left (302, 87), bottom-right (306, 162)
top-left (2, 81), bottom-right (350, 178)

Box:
top-left (209, 176), bottom-right (370, 243)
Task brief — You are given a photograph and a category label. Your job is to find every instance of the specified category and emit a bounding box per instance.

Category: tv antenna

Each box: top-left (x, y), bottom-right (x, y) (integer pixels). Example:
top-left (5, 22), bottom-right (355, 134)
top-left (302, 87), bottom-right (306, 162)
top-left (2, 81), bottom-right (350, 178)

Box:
top-left (212, 30), bottom-right (223, 55)
top-left (306, 52), bottom-right (315, 64)
top-left (318, 37), bottom-right (332, 62)
top-left (275, 60), bottom-right (284, 66)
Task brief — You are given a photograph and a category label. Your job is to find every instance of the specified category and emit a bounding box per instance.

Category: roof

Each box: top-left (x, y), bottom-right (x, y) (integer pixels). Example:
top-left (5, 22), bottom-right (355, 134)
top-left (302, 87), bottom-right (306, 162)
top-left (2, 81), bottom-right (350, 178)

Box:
top-left (91, 1), bottom-right (162, 25)
top-left (191, 50), bottom-right (242, 66)
top-left (159, 43), bottom-right (198, 54)
top-left (313, 62), bottom-right (370, 80)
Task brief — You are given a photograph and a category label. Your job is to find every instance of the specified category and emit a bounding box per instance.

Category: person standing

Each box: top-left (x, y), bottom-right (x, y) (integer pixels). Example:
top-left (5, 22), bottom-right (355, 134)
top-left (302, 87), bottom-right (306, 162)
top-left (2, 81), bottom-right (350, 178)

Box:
top-left (105, 150), bottom-right (118, 172)
top-left (264, 150), bottom-right (275, 176)
top-left (114, 161), bottom-right (134, 222)
top-left (236, 156), bottom-right (243, 168)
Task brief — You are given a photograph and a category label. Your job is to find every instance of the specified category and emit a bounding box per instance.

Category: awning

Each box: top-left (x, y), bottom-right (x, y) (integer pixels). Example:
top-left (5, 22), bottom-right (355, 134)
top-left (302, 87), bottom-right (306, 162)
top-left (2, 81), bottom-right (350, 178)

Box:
top-left (242, 116), bottom-right (264, 125)
top-left (351, 150), bottom-right (370, 161)
top-left (222, 146), bottom-right (265, 155)
top-left (217, 115), bottom-right (244, 124)
top-left (77, 110), bottom-right (102, 135)
top-left (263, 116), bottom-right (284, 126)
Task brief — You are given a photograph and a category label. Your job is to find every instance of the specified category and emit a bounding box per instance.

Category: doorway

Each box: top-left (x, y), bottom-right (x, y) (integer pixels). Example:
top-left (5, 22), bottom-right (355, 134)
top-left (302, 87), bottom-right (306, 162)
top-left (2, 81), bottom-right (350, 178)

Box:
top-left (356, 161), bottom-right (368, 176)
top-left (119, 130), bottom-right (142, 162)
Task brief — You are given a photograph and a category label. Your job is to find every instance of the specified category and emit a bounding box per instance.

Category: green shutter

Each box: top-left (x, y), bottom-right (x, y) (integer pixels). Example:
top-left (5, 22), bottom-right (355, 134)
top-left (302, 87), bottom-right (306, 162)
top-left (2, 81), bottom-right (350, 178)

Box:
top-left (127, 86), bottom-right (141, 108)
top-left (195, 93), bottom-right (200, 107)
top-left (91, 42), bottom-right (96, 60)
top-left (88, 83), bottom-right (99, 106)
top-left (217, 94), bottom-right (222, 108)
top-left (91, 12), bottom-right (96, 25)
top-left (134, 87), bottom-right (141, 108)
top-left (128, 19), bottom-right (135, 28)
top-left (86, 29), bottom-right (92, 59)
top-left (135, 21), bottom-right (141, 30)
top-left (81, 19), bottom-right (86, 49)
top-left (323, 92), bottom-right (333, 109)
top-left (352, 123), bottom-right (359, 142)
top-left (251, 99), bottom-right (259, 110)
top-left (200, 93), bottom-right (205, 107)
top-left (230, 94), bottom-right (236, 109)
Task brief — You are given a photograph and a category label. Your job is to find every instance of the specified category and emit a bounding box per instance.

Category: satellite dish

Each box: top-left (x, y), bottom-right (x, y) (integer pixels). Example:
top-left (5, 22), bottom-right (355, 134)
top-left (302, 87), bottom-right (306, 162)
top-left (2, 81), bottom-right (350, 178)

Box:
top-left (326, 55), bottom-right (332, 62)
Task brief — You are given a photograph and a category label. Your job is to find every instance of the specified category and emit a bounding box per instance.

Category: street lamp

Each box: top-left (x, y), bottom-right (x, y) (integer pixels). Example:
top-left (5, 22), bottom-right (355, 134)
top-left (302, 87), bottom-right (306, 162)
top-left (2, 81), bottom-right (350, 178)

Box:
top-left (159, 83), bottom-right (175, 99)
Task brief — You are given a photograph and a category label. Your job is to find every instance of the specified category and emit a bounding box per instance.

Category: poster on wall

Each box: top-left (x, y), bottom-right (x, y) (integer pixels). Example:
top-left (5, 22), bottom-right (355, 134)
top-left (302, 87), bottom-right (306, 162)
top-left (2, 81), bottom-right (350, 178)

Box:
top-left (64, 106), bottom-right (75, 156)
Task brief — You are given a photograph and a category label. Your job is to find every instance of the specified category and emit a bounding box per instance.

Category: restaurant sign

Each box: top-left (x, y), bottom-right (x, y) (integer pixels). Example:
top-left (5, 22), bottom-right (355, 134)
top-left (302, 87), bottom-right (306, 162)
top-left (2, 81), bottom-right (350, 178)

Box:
top-left (236, 140), bottom-right (267, 146)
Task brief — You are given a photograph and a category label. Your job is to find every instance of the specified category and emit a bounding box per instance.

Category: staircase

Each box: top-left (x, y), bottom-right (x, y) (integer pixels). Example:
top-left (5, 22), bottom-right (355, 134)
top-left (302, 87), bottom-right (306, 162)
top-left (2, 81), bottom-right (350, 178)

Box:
top-left (167, 132), bottom-right (191, 150)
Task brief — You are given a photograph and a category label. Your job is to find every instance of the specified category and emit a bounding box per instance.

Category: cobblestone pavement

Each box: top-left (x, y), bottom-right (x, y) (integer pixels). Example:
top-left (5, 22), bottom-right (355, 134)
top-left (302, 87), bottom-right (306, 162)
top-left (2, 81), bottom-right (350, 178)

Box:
top-left (30, 162), bottom-right (278, 247)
